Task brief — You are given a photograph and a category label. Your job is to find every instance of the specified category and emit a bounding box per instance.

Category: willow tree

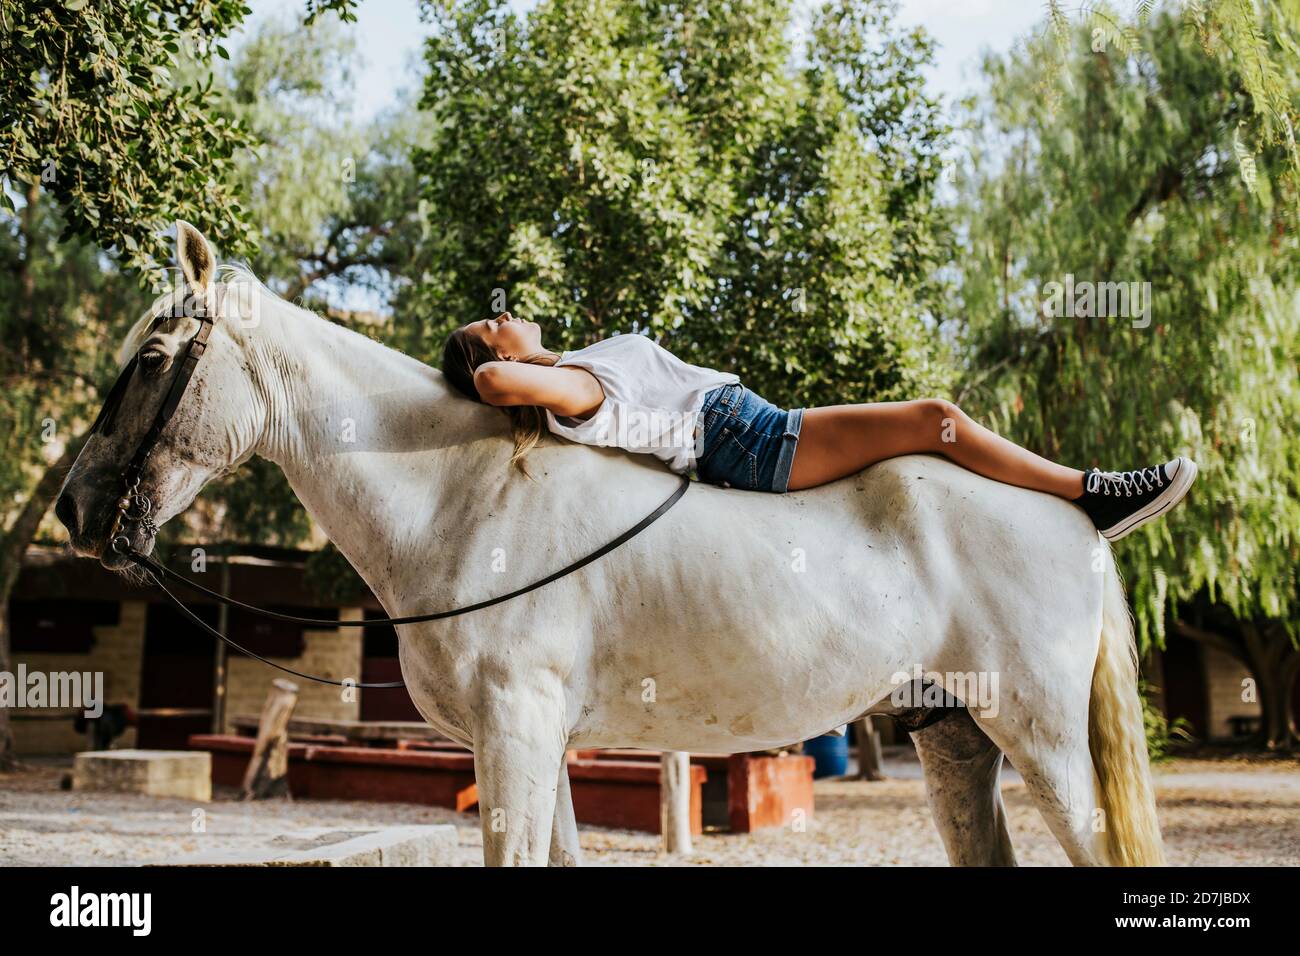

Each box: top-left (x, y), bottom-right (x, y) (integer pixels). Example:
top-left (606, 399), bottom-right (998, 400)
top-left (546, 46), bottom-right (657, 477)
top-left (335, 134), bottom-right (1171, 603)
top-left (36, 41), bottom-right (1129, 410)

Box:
top-left (953, 8), bottom-right (1300, 747)
top-left (403, 0), bottom-right (955, 408)
top-left (1034, 1), bottom-right (1300, 214)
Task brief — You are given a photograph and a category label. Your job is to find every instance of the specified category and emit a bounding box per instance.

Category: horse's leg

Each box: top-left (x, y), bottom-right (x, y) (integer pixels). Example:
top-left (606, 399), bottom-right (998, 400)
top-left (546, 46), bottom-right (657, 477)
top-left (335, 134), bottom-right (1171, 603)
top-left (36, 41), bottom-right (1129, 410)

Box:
top-left (548, 758), bottom-right (582, 867)
top-left (472, 689), bottom-right (566, 867)
top-left (912, 708), bottom-right (1016, 866)
top-left (969, 697), bottom-right (1109, 867)
top-left (995, 735), bottom-right (1108, 866)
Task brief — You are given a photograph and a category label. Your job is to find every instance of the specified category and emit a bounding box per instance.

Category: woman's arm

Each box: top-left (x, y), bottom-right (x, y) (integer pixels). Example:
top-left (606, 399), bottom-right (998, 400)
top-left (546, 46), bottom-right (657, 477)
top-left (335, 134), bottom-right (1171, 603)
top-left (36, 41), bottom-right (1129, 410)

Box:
top-left (474, 361), bottom-right (605, 419)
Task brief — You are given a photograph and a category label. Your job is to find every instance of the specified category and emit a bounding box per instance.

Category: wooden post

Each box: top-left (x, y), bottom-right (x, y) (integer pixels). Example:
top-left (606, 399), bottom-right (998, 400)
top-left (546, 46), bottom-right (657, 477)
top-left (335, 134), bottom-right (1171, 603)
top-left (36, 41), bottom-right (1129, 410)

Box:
top-left (659, 751), bottom-right (692, 855)
top-left (211, 554), bottom-right (230, 734)
top-left (241, 679), bottom-right (299, 800)
top-left (856, 716), bottom-right (886, 781)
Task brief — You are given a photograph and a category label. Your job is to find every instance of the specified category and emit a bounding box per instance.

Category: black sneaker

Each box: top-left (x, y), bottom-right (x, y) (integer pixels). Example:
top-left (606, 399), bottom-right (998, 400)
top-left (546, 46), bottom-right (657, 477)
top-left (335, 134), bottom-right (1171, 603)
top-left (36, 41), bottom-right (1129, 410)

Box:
top-left (1076, 457), bottom-right (1198, 541)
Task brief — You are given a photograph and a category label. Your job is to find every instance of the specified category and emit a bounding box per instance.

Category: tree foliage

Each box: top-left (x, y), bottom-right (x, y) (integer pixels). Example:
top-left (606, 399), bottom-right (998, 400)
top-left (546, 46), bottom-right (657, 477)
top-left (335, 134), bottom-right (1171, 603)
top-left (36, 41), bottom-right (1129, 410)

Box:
top-left (402, 0), bottom-right (955, 407)
top-left (193, 13), bottom-right (439, 551)
top-left (953, 10), bottom-right (1299, 659)
top-left (1036, 1), bottom-right (1300, 216)
top-left (0, 0), bottom-right (258, 277)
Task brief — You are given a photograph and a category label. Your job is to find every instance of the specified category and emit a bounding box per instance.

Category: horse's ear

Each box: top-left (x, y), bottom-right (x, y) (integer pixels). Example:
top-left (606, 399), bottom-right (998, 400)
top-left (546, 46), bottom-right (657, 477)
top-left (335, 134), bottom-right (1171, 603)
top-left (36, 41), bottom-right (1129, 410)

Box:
top-left (175, 220), bottom-right (217, 292)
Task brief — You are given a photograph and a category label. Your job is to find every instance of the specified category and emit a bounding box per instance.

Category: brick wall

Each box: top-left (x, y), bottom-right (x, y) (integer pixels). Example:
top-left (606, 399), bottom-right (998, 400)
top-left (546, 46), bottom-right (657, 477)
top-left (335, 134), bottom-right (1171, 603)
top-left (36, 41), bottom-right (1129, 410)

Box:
top-left (1203, 645), bottom-right (1260, 741)
top-left (12, 600), bottom-right (146, 754)
top-left (11, 600), bottom-right (368, 753)
top-left (222, 608), bottom-right (364, 731)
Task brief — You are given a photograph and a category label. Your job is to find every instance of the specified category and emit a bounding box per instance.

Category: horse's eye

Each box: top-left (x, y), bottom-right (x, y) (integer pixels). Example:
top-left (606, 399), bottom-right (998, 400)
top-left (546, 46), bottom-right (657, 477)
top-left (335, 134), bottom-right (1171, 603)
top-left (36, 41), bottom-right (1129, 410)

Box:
top-left (139, 349), bottom-right (168, 375)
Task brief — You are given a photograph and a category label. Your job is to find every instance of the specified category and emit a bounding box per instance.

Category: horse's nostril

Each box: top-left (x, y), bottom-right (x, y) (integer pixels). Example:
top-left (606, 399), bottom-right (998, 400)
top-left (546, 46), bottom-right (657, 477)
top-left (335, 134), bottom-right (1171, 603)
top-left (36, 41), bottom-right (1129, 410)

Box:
top-left (55, 491), bottom-right (80, 538)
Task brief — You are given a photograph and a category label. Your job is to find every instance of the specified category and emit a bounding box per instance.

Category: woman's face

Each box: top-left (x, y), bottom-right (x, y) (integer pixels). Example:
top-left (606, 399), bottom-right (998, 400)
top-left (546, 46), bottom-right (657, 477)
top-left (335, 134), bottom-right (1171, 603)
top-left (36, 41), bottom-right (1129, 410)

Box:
top-left (468, 312), bottom-right (544, 359)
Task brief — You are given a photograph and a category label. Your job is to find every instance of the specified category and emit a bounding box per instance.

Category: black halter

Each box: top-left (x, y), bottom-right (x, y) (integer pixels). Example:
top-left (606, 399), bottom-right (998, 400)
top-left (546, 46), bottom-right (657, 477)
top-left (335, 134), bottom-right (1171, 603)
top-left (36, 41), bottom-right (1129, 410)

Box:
top-left (97, 287), bottom-right (218, 551)
top-left (91, 286), bottom-right (690, 688)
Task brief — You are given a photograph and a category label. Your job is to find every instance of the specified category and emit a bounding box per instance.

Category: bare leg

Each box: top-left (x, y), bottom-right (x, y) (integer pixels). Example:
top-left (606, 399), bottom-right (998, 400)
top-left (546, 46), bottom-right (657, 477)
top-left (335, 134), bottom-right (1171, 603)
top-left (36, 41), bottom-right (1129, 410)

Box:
top-left (788, 399), bottom-right (1085, 498)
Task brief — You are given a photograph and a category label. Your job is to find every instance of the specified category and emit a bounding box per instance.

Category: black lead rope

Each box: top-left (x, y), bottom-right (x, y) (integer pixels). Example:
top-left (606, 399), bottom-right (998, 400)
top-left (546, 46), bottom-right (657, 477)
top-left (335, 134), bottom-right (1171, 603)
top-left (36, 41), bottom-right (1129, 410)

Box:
top-left (146, 572), bottom-right (402, 688)
top-left (122, 476), bottom-right (691, 688)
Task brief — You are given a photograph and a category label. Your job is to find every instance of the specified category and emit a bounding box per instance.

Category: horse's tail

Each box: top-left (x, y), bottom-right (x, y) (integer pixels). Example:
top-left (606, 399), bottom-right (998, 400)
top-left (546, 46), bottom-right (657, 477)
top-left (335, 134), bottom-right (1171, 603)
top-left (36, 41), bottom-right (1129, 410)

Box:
top-left (1088, 541), bottom-right (1165, 866)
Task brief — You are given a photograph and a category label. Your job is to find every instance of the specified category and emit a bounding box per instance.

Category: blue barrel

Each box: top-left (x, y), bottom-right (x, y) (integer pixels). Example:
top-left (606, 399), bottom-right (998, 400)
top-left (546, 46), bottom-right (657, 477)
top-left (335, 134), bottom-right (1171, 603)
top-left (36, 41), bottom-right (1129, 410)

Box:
top-left (803, 733), bottom-right (849, 778)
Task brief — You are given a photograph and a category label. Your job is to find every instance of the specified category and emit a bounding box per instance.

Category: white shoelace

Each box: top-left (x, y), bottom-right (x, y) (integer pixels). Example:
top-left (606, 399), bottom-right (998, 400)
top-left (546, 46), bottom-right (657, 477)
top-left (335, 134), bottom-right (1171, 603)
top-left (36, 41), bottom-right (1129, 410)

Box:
top-left (1086, 465), bottom-right (1165, 497)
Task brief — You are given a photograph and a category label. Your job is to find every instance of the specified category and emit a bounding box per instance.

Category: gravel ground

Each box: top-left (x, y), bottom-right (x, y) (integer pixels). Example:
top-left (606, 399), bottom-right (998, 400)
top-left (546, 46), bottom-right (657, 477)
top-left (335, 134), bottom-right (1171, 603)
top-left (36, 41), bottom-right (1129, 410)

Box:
top-left (1, 750), bottom-right (1296, 866)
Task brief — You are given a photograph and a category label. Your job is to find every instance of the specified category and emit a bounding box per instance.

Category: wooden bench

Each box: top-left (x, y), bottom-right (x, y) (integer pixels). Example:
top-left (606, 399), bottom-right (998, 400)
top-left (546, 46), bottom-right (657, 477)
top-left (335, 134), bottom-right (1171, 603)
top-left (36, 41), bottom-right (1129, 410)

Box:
top-left (193, 735), bottom-right (480, 811)
top-left (190, 734), bottom-right (707, 832)
top-left (192, 735), bottom-right (812, 833)
top-left (580, 749), bottom-right (814, 832)
top-left (230, 715), bottom-right (448, 747)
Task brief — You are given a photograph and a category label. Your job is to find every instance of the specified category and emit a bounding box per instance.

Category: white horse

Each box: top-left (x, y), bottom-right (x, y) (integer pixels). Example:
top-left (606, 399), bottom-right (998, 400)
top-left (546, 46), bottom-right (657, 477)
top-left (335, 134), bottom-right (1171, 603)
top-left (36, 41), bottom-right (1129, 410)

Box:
top-left (57, 223), bottom-right (1163, 866)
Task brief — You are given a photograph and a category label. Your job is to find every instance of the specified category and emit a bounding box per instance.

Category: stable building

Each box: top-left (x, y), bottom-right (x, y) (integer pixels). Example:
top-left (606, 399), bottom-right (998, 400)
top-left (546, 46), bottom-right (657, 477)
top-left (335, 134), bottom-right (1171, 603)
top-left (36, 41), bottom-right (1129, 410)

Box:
top-left (9, 545), bottom-right (419, 754)
top-left (5, 545), bottom-right (1289, 754)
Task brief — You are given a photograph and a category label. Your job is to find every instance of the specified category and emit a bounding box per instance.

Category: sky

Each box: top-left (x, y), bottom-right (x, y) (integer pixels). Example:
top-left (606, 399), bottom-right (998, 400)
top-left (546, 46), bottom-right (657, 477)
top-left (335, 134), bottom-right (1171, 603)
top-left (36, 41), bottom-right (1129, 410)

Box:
top-left (231, 0), bottom-right (1050, 119)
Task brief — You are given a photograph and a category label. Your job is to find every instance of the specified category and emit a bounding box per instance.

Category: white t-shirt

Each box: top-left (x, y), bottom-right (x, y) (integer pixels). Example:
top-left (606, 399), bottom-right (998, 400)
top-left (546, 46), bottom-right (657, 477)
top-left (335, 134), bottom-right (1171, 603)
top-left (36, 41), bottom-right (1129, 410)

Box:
top-left (544, 333), bottom-right (740, 474)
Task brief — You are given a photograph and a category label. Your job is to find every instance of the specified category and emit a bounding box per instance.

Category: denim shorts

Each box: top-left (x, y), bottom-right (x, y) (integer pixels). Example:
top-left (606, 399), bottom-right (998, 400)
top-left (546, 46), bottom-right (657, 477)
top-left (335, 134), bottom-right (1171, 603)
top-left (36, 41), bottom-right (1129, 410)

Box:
top-left (692, 383), bottom-right (805, 493)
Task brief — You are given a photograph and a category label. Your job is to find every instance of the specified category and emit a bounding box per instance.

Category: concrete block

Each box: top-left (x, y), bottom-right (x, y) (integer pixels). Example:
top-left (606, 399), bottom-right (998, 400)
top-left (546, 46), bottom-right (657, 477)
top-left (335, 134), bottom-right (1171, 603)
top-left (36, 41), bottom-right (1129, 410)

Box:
top-left (170, 825), bottom-right (459, 867)
top-left (73, 749), bottom-right (212, 802)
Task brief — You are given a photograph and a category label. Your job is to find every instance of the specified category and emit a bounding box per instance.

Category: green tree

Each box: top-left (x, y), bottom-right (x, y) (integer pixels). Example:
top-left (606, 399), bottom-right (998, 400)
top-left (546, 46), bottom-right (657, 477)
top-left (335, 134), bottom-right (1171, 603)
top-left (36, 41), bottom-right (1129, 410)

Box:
top-left (1034, 1), bottom-right (1300, 215)
top-left (953, 9), bottom-right (1300, 747)
top-left (314, 0), bottom-right (1300, 203)
top-left (0, 0), bottom-right (270, 767)
top-left (0, 0), bottom-right (258, 275)
top-left (402, 0), bottom-right (955, 408)
top-left (188, 14), bottom-right (432, 549)
top-left (215, 14), bottom-right (408, 300)
top-left (0, 7), bottom-right (374, 766)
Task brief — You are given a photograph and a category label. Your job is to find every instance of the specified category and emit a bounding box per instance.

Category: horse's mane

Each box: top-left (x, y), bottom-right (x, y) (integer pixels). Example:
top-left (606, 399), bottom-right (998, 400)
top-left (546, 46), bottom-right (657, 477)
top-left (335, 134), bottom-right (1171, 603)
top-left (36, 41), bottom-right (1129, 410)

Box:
top-left (116, 262), bottom-right (326, 365)
top-left (218, 262), bottom-right (312, 320)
